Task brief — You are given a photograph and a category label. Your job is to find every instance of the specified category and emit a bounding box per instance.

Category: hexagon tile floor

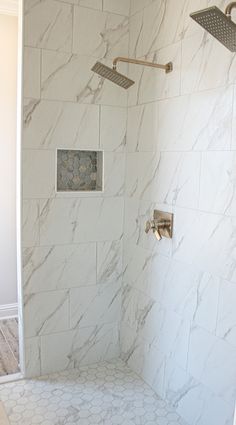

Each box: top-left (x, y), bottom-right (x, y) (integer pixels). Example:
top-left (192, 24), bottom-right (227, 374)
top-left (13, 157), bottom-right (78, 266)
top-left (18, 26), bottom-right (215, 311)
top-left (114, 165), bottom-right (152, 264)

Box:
top-left (0, 359), bottom-right (187, 425)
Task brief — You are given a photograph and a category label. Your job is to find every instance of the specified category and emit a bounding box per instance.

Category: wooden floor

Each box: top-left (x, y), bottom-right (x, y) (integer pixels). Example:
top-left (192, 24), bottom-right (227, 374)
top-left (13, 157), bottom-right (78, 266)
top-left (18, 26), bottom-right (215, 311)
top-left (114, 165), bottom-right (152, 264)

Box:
top-left (0, 318), bottom-right (19, 376)
top-left (0, 401), bottom-right (10, 424)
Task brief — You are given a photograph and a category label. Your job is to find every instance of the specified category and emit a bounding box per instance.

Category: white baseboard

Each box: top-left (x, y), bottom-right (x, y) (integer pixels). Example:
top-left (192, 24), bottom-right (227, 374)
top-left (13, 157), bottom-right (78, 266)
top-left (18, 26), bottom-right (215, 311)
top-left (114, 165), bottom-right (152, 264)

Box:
top-left (0, 303), bottom-right (18, 319)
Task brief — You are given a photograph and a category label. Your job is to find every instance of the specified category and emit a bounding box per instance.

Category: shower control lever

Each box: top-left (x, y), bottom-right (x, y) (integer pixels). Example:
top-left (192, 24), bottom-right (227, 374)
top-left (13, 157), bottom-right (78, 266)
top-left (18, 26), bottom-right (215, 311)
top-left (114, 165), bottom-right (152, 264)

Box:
top-left (145, 210), bottom-right (173, 241)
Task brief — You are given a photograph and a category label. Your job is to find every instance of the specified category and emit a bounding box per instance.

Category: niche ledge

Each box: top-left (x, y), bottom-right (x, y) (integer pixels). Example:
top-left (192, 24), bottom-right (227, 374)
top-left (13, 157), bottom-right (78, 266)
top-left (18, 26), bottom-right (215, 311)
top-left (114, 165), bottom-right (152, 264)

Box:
top-left (57, 149), bottom-right (103, 192)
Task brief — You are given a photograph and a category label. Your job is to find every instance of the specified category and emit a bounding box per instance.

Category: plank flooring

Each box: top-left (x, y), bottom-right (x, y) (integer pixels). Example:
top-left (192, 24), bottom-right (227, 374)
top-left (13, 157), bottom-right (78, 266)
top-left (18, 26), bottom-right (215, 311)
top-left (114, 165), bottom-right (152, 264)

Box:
top-left (0, 401), bottom-right (10, 424)
top-left (0, 318), bottom-right (19, 376)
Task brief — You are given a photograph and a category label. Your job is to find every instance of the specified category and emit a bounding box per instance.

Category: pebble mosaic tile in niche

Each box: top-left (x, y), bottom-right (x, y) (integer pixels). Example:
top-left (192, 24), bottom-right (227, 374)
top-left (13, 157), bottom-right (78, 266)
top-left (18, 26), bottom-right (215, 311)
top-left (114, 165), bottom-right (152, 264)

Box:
top-left (57, 149), bottom-right (103, 192)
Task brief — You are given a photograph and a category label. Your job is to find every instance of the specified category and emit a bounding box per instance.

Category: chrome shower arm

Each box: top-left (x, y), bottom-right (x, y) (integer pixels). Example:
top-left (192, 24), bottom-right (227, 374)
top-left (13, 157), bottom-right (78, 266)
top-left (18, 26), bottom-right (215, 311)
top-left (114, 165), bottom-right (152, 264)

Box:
top-left (225, 2), bottom-right (236, 18)
top-left (112, 57), bottom-right (173, 74)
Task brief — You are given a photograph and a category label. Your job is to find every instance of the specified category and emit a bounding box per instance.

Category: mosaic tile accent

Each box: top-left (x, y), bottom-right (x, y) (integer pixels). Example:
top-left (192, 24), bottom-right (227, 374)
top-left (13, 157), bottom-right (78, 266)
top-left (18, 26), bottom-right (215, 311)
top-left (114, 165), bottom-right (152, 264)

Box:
top-left (0, 359), bottom-right (188, 425)
top-left (57, 149), bottom-right (103, 192)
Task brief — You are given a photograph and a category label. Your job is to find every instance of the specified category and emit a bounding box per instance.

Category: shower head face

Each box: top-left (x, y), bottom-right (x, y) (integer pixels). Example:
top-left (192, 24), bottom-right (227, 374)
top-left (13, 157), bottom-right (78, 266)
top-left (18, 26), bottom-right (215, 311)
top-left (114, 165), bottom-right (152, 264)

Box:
top-left (190, 6), bottom-right (236, 52)
top-left (91, 62), bottom-right (135, 89)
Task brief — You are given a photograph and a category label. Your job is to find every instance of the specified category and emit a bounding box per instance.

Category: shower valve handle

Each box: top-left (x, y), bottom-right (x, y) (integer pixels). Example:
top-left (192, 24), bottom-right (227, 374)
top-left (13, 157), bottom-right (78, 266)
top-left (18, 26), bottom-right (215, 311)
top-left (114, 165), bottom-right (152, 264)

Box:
top-left (145, 220), bottom-right (154, 234)
top-left (145, 211), bottom-right (173, 241)
top-left (145, 219), bottom-right (162, 240)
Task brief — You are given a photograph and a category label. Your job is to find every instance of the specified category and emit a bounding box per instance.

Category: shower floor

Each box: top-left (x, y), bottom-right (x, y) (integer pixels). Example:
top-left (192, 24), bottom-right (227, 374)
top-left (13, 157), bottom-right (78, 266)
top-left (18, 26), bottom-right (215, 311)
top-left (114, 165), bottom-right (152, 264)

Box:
top-left (0, 359), bottom-right (187, 425)
top-left (0, 318), bottom-right (19, 377)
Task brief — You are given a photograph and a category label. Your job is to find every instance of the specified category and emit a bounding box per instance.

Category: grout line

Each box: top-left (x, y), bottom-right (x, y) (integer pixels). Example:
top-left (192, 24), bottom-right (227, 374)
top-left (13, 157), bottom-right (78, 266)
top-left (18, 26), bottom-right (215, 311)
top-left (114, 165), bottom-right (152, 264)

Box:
top-left (214, 280), bottom-right (221, 338)
top-left (198, 152), bottom-right (203, 211)
top-left (99, 105), bottom-right (101, 149)
top-left (95, 242), bottom-right (98, 284)
top-left (230, 85), bottom-right (235, 150)
top-left (71, 4), bottom-right (74, 53)
top-left (39, 48), bottom-right (42, 100)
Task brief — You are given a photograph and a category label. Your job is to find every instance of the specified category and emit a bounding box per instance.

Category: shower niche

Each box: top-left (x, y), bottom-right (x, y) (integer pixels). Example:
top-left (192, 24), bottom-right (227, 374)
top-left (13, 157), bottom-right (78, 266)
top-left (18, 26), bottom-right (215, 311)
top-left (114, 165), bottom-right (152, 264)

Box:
top-left (57, 149), bottom-right (103, 192)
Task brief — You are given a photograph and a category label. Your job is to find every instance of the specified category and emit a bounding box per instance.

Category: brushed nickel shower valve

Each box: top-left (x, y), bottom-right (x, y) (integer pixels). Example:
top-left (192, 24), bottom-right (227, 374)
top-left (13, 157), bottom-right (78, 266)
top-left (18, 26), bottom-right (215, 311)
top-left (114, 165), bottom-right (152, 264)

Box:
top-left (145, 219), bottom-right (162, 240)
top-left (145, 210), bottom-right (173, 241)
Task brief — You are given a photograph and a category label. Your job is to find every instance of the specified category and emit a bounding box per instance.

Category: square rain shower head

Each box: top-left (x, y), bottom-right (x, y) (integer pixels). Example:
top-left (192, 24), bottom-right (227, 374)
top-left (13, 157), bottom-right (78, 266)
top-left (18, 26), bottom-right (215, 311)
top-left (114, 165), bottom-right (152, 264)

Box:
top-left (91, 62), bottom-right (135, 90)
top-left (190, 6), bottom-right (236, 52)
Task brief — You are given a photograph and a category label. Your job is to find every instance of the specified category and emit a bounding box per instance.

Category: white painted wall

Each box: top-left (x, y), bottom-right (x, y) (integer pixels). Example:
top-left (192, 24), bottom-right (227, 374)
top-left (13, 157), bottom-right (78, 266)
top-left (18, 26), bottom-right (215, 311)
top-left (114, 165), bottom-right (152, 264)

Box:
top-left (0, 14), bottom-right (18, 312)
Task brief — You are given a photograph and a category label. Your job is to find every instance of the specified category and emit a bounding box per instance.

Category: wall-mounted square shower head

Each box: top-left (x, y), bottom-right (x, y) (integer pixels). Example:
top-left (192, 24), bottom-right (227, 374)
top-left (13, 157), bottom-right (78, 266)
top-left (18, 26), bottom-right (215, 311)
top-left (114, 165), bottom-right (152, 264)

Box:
top-left (190, 6), bottom-right (236, 52)
top-left (91, 62), bottom-right (135, 90)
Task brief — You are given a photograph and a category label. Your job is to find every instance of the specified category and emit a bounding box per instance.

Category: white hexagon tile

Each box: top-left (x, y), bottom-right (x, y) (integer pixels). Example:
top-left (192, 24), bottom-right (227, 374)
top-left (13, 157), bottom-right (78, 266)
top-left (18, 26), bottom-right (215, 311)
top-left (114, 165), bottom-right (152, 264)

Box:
top-left (0, 360), bottom-right (187, 425)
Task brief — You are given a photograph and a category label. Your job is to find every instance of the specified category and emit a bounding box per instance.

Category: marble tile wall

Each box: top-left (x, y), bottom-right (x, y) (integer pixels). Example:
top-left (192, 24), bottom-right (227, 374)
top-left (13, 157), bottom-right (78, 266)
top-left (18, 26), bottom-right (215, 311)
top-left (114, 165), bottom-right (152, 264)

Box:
top-left (121, 1), bottom-right (236, 425)
top-left (22, 0), bottom-right (128, 376)
top-left (22, 1), bottom-right (236, 423)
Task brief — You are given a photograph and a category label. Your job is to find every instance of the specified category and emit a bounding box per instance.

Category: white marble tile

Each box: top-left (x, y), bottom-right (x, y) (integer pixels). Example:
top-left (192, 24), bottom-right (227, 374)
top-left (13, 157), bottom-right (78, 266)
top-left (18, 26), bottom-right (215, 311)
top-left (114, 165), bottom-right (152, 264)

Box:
top-left (152, 152), bottom-right (200, 209)
top-left (128, 250), bottom-right (219, 334)
top-left (131, 0), bottom-right (163, 57)
top-left (22, 149), bottom-right (55, 199)
top-left (173, 208), bottom-right (236, 284)
top-left (181, 32), bottom-right (236, 95)
top-left (23, 243), bottom-right (96, 294)
top-left (41, 50), bottom-right (94, 102)
top-left (39, 197), bottom-right (124, 245)
top-left (103, 152), bottom-right (125, 196)
top-left (24, 47), bottom-right (40, 98)
top-left (216, 280), bottom-right (236, 348)
top-left (41, 323), bottom-right (120, 374)
top-left (24, 337), bottom-right (41, 378)
top-left (127, 102), bottom-right (159, 152)
top-left (77, 0), bottom-right (102, 8)
top-left (188, 326), bottom-right (236, 404)
top-left (69, 282), bottom-right (121, 328)
top-left (129, 10), bottom-right (143, 58)
top-left (100, 106), bottom-right (126, 152)
top-left (231, 85), bottom-right (236, 150)
top-left (24, 290), bottom-right (69, 338)
top-left (138, 0), bottom-right (186, 56)
top-left (179, 0), bottom-right (208, 41)
top-left (121, 285), bottom-right (156, 340)
top-left (200, 152), bottom-right (236, 215)
top-left (129, 0), bottom-right (204, 58)
top-left (129, 0), bottom-right (152, 16)
top-left (128, 42), bottom-right (181, 106)
top-left (125, 151), bottom-right (161, 201)
top-left (120, 322), bottom-right (166, 398)
top-left (165, 360), bottom-right (234, 425)
top-left (23, 99), bottom-right (100, 150)
top-left (158, 85), bottom-right (233, 151)
top-left (57, 0), bottom-right (102, 7)
top-left (103, 0), bottom-right (130, 16)
top-left (97, 240), bottom-right (123, 284)
top-left (125, 151), bottom-right (200, 208)
top-left (22, 200), bottom-right (40, 248)
top-left (123, 241), bottom-right (163, 293)
top-left (122, 285), bottom-right (190, 369)
top-left (72, 7), bottom-right (128, 58)
top-left (24, 0), bottom-right (72, 52)
top-left (41, 50), bottom-right (127, 106)
top-left (191, 272), bottom-right (220, 333)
